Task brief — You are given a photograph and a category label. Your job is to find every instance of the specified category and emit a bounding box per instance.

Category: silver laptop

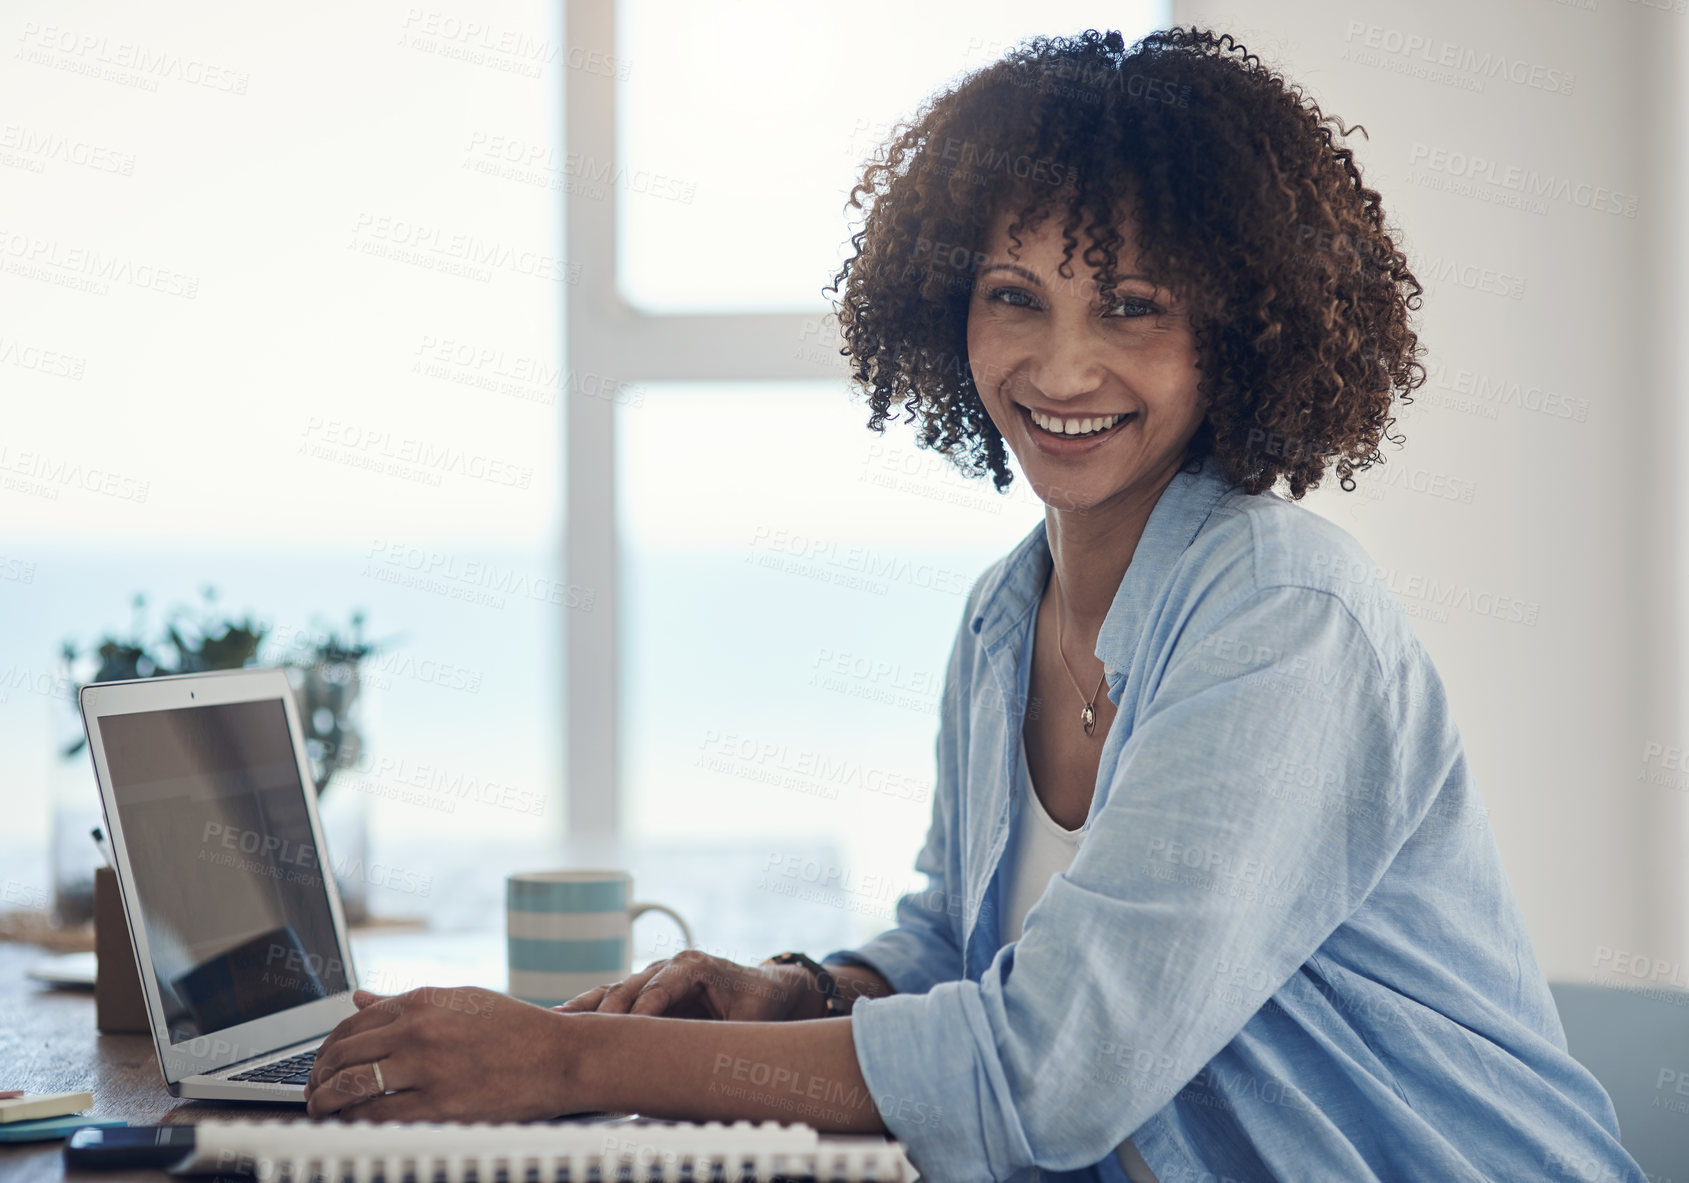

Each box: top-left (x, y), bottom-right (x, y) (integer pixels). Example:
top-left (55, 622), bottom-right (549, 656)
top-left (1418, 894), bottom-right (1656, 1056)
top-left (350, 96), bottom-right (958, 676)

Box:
top-left (79, 667), bottom-right (360, 1103)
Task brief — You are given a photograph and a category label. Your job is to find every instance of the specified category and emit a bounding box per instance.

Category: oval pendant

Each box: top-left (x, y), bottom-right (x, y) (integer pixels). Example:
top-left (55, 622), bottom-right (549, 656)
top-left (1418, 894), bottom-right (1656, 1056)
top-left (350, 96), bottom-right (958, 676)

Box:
top-left (1081, 703), bottom-right (1096, 736)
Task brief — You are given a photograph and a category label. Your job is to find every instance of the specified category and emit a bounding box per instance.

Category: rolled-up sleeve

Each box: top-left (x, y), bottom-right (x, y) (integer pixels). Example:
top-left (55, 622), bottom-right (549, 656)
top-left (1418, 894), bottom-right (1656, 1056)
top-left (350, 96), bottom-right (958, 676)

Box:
top-left (845, 583), bottom-right (1440, 1182)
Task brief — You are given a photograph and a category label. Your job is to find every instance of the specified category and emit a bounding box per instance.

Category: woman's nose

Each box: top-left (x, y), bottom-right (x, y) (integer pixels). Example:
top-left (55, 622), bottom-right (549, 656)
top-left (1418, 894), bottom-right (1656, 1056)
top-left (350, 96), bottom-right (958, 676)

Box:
top-left (1025, 315), bottom-right (1108, 401)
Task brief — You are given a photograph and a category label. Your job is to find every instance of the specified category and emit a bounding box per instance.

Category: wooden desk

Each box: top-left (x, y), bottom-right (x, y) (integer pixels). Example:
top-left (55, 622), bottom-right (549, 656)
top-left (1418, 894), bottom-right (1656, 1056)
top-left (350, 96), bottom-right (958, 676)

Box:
top-left (0, 940), bottom-right (284, 1181)
top-left (0, 931), bottom-right (507, 1182)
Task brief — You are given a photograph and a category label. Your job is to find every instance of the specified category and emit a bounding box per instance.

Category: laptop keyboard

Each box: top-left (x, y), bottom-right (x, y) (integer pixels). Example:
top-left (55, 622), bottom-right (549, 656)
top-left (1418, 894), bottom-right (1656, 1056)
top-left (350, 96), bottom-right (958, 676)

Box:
top-left (228, 1048), bottom-right (317, 1085)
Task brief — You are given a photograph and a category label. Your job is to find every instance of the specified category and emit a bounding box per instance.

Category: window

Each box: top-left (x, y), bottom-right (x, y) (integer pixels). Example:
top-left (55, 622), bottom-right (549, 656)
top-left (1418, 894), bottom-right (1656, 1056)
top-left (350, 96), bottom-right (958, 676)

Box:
top-left (0, 5), bottom-right (565, 929)
top-left (0, 2), bottom-right (1171, 966)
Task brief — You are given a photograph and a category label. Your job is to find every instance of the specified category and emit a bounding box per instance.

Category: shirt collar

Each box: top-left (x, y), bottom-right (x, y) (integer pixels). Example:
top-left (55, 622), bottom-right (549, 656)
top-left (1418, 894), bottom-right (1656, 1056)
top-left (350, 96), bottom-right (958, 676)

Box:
top-left (968, 454), bottom-right (1238, 667)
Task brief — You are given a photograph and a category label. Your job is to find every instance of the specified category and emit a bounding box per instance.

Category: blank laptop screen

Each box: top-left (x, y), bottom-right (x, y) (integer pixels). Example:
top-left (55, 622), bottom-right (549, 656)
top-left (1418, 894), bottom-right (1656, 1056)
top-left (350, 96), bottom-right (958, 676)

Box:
top-left (101, 697), bottom-right (349, 1044)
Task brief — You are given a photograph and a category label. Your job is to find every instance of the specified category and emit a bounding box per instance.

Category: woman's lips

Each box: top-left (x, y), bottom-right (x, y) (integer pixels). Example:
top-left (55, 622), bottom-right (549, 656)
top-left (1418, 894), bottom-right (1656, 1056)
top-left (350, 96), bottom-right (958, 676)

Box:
top-left (1019, 404), bottom-right (1136, 454)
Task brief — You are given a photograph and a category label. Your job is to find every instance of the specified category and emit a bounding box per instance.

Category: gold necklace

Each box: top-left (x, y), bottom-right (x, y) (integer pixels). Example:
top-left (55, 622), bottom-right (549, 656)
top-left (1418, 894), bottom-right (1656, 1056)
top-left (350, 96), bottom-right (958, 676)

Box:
top-left (1051, 567), bottom-right (1106, 737)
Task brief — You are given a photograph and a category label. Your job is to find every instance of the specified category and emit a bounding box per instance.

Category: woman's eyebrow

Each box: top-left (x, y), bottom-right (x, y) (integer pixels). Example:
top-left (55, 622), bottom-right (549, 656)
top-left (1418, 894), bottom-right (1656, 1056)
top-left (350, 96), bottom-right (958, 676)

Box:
top-left (976, 262), bottom-right (1160, 288)
top-left (978, 262), bottom-right (1043, 285)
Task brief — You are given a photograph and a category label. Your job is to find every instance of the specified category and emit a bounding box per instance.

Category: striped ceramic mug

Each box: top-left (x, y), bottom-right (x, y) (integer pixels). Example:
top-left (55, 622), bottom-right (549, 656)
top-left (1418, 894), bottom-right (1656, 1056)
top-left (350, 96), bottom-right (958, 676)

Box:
top-left (506, 870), bottom-right (694, 1007)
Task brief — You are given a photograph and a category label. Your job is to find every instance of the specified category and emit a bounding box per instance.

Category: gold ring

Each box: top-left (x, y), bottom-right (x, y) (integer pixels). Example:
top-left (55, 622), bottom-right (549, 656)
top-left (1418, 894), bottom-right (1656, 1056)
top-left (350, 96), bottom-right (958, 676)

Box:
top-left (372, 1061), bottom-right (386, 1095)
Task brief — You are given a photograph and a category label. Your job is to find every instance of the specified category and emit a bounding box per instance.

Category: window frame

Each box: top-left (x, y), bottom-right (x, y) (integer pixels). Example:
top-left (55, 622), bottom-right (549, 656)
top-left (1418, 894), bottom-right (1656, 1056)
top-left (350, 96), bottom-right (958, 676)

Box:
top-left (562, 0), bottom-right (843, 850)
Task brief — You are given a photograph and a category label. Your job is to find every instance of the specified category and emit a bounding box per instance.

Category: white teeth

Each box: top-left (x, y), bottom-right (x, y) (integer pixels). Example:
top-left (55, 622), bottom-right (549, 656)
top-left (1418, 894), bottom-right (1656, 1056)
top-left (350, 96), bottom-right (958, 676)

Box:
top-left (1028, 408), bottom-right (1126, 436)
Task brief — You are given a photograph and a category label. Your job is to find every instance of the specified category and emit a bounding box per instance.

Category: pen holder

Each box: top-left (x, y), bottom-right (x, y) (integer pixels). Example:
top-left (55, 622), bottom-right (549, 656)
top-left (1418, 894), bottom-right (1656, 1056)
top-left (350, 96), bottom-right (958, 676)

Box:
top-left (93, 866), bottom-right (150, 1034)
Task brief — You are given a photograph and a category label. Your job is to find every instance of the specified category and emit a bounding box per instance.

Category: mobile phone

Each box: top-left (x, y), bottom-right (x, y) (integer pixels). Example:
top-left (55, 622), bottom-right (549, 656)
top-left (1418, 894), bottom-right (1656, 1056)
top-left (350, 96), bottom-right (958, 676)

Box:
top-left (64, 1124), bottom-right (197, 1170)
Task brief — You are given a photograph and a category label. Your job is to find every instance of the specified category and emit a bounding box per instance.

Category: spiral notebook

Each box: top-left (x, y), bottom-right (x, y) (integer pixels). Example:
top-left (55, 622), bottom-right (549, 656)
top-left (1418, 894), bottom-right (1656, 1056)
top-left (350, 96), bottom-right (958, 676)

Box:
top-left (172, 1118), bottom-right (917, 1182)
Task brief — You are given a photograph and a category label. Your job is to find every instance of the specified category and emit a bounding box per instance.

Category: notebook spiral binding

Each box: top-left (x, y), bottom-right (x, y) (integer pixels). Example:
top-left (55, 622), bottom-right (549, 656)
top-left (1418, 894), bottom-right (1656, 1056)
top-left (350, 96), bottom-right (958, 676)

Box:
top-left (179, 1119), bottom-right (917, 1183)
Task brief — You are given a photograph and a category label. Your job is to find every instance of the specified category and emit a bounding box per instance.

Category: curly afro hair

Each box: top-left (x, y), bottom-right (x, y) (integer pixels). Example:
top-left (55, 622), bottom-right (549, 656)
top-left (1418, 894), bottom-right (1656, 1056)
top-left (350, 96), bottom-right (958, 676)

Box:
top-left (830, 26), bottom-right (1425, 499)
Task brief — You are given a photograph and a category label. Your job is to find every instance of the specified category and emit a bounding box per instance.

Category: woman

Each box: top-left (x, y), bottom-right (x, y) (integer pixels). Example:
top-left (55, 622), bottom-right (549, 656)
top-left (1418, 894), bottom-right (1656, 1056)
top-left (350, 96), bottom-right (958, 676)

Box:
top-left (305, 27), bottom-right (1640, 1183)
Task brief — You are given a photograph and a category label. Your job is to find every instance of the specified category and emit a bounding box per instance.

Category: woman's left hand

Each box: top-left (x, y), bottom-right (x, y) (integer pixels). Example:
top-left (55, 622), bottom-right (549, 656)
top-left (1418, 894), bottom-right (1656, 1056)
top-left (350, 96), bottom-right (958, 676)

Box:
top-left (304, 987), bottom-right (580, 1121)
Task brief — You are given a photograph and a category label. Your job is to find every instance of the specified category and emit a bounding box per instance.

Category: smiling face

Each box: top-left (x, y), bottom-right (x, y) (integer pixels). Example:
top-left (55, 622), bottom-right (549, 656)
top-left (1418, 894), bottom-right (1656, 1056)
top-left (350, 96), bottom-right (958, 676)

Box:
top-left (965, 206), bottom-right (1207, 516)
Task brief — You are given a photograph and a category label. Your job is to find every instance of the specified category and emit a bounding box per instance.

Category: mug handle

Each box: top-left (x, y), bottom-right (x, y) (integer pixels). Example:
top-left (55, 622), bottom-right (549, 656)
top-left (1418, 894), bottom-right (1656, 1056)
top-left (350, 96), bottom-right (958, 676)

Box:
top-left (630, 901), bottom-right (694, 953)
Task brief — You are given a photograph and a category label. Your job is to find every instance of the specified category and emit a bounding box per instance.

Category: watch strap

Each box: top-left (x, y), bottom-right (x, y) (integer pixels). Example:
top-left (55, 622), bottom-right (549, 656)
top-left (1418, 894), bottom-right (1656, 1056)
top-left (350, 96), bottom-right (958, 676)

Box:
top-left (765, 951), bottom-right (849, 1016)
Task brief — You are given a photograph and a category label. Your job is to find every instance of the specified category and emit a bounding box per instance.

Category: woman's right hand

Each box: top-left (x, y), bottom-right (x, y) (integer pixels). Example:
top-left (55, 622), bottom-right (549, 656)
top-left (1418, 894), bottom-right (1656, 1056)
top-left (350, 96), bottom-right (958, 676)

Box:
top-left (553, 950), bottom-right (818, 1022)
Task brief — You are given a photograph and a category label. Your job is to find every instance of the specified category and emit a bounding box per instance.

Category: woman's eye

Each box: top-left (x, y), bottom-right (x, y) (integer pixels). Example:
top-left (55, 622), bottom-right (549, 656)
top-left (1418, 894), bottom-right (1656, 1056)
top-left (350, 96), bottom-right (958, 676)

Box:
top-left (984, 286), bottom-right (1039, 309)
top-left (1105, 297), bottom-right (1160, 318)
top-left (979, 286), bottom-right (1162, 317)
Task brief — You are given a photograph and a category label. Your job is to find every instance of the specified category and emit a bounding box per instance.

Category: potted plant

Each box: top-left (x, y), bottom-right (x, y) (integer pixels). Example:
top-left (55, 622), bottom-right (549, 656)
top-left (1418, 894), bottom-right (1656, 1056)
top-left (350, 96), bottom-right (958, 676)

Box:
top-left (54, 588), bottom-right (388, 925)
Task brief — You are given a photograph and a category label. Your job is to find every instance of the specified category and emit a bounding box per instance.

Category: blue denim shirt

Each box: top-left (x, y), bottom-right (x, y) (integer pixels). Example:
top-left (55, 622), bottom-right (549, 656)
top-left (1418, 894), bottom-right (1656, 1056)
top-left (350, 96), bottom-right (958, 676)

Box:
top-left (823, 456), bottom-right (1638, 1183)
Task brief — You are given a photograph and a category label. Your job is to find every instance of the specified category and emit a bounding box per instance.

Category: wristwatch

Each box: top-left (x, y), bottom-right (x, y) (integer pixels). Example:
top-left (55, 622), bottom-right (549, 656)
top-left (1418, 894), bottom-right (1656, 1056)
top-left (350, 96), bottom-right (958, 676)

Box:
top-left (764, 951), bottom-right (849, 1017)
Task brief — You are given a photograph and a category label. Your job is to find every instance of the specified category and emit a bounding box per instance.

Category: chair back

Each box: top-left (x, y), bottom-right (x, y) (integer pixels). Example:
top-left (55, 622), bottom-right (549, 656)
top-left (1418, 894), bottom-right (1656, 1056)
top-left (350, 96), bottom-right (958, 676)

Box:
top-left (1550, 980), bottom-right (1689, 1179)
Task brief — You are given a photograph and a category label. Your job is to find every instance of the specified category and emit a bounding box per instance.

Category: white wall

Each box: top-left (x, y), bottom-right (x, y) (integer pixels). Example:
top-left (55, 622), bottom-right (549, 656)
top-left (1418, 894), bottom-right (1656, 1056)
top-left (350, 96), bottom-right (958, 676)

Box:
top-left (1172, 0), bottom-right (1689, 979)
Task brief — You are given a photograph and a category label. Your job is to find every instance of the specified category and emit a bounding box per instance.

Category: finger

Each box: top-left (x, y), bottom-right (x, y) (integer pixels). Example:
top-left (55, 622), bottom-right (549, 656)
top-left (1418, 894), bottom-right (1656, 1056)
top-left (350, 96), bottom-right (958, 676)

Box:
top-left (628, 962), bottom-right (704, 1016)
top-left (553, 986), bottom-right (609, 1013)
top-left (338, 1088), bottom-right (439, 1124)
top-left (595, 964), bottom-right (666, 1014)
top-left (306, 1057), bottom-right (400, 1119)
top-left (352, 989), bottom-right (390, 1009)
top-left (309, 1007), bottom-right (404, 1090)
top-left (308, 1027), bottom-right (402, 1093)
top-left (317, 993), bottom-right (406, 1053)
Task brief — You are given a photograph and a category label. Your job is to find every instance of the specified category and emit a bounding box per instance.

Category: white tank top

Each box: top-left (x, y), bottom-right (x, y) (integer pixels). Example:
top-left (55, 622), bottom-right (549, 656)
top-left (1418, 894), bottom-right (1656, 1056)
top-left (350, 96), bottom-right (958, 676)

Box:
top-left (1004, 742), bottom-right (1160, 1183)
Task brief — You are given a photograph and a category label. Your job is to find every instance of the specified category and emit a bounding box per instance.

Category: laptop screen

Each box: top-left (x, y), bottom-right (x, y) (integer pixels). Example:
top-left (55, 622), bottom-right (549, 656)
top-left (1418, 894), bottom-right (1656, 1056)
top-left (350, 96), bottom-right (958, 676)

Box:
top-left (101, 697), bottom-right (350, 1044)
